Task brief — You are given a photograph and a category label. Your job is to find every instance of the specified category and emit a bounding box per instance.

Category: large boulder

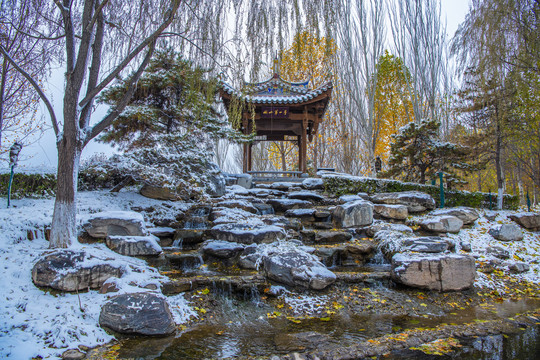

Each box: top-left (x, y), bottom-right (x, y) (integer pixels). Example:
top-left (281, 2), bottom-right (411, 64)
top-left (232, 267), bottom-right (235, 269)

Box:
top-left (263, 247), bottom-right (336, 290)
top-left (83, 211), bottom-right (146, 238)
top-left (391, 253), bottom-right (476, 291)
top-left (333, 200), bottom-right (373, 228)
top-left (373, 204), bottom-right (408, 220)
top-left (32, 250), bottom-right (124, 292)
top-left (106, 235), bottom-right (162, 256)
top-left (371, 191), bottom-right (435, 213)
top-left (508, 212), bottom-right (540, 231)
top-left (488, 224), bottom-right (523, 241)
top-left (99, 293), bottom-right (175, 336)
top-left (210, 223), bottom-right (286, 244)
top-left (430, 207), bottom-right (479, 225)
top-left (419, 215), bottom-right (463, 233)
top-left (402, 237), bottom-right (449, 253)
top-left (140, 184), bottom-right (178, 201)
top-left (204, 161), bottom-right (226, 197)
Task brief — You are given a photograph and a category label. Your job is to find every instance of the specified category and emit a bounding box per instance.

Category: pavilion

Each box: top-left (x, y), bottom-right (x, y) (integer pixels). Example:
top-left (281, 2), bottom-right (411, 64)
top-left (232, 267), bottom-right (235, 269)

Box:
top-left (219, 60), bottom-right (333, 175)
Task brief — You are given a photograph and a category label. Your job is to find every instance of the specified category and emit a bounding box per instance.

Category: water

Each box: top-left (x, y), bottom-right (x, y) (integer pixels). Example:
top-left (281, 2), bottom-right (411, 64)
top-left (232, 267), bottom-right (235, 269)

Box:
top-left (109, 295), bottom-right (540, 359)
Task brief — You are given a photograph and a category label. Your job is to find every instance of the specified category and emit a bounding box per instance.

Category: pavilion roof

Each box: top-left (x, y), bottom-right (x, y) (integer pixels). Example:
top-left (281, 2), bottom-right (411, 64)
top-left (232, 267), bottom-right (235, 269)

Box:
top-left (220, 74), bottom-right (332, 105)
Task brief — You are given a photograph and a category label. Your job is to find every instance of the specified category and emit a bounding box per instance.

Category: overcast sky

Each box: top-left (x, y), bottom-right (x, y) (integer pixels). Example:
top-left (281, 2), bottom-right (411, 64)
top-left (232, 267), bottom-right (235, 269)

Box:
top-left (9, 0), bottom-right (471, 171)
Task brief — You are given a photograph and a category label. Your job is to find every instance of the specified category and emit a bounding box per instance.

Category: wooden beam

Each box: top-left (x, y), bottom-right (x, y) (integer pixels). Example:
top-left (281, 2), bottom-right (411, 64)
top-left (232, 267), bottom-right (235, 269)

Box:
top-left (301, 106), bottom-right (308, 173)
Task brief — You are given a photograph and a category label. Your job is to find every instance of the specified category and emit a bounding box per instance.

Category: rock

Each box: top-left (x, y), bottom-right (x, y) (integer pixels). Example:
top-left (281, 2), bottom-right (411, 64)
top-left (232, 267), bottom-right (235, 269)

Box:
top-left (148, 227), bottom-right (175, 238)
top-left (83, 211), bottom-right (146, 238)
top-left (211, 223), bottom-right (286, 244)
top-left (238, 244), bottom-right (260, 269)
top-left (419, 215), bottom-right (463, 233)
top-left (288, 191), bottom-right (324, 202)
top-left (357, 192), bottom-right (370, 200)
top-left (62, 349), bottom-right (86, 360)
top-left (460, 241), bottom-right (472, 252)
top-left (371, 191), bottom-right (436, 213)
top-left (267, 199), bottom-right (312, 213)
top-left (484, 211), bottom-right (499, 221)
top-left (285, 209), bottom-right (315, 221)
top-left (140, 184), bottom-right (179, 200)
top-left (302, 178), bottom-right (324, 190)
top-left (235, 173), bottom-right (253, 189)
top-left (339, 195), bottom-right (363, 203)
top-left (487, 245), bottom-right (510, 259)
top-left (270, 182), bottom-right (299, 191)
top-left (402, 237), bottom-right (449, 253)
top-left (106, 235), bottom-right (162, 256)
top-left (274, 331), bottom-right (331, 352)
top-left (253, 203), bottom-right (275, 215)
top-left (391, 253), bottom-right (476, 291)
top-left (509, 262), bottom-right (530, 273)
top-left (373, 204), bottom-right (408, 220)
top-left (201, 240), bottom-right (245, 258)
top-left (99, 279), bottom-right (120, 294)
top-left (365, 221), bottom-right (413, 237)
top-left (204, 161), bottom-right (226, 197)
top-left (263, 247), bottom-right (336, 290)
top-left (313, 209), bottom-right (332, 221)
top-left (166, 252), bottom-right (203, 269)
top-left (333, 200), bottom-right (373, 228)
top-left (173, 229), bottom-right (205, 246)
top-left (32, 250), bottom-right (124, 292)
top-left (430, 207), bottom-right (479, 225)
top-left (215, 199), bottom-right (258, 214)
top-left (508, 212), bottom-right (540, 230)
top-left (488, 224), bottom-right (523, 241)
top-left (345, 240), bottom-right (376, 256)
top-left (99, 293), bottom-right (175, 336)
top-left (300, 230), bottom-right (352, 244)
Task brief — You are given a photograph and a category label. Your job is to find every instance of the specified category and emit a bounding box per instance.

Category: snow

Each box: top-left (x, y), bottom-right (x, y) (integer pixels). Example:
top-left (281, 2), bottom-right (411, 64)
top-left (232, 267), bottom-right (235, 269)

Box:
top-left (0, 191), bottom-right (194, 359)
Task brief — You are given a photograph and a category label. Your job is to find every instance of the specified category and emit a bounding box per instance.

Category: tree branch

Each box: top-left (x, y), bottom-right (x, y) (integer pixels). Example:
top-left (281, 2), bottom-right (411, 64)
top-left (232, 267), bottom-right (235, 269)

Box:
top-left (78, 0), bottom-right (181, 109)
top-left (0, 45), bottom-right (59, 135)
top-left (85, 40), bottom-right (156, 145)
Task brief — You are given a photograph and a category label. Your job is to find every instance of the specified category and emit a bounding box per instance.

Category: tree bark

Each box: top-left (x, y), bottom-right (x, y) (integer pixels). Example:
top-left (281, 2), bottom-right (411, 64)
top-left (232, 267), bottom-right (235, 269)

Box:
top-left (0, 58), bottom-right (7, 149)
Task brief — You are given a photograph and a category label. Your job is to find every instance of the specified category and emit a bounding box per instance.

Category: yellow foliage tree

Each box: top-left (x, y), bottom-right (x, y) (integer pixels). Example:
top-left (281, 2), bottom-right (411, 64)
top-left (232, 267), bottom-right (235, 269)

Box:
top-left (372, 50), bottom-right (414, 164)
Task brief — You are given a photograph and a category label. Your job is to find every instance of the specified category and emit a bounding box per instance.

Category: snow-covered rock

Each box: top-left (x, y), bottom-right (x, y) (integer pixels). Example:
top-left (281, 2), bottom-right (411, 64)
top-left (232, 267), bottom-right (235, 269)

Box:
top-left (509, 262), bottom-right (530, 273)
top-left (288, 191), bottom-right (324, 202)
top-left (139, 184), bottom-right (179, 201)
top-left (419, 215), bottom-right (463, 233)
top-left (267, 198), bottom-right (312, 213)
top-left (106, 235), bottom-right (162, 256)
top-left (284, 208), bottom-right (316, 221)
top-left (333, 200), bottom-right (373, 228)
top-left (270, 182), bottom-right (299, 191)
top-left (210, 223), bottom-right (286, 244)
top-left (300, 229), bottom-right (353, 244)
top-left (215, 199), bottom-right (258, 214)
top-left (339, 194), bottom-right (363, 203)
top-left (366, 221), bottom-right (413, 237)
top-left (402, 237), bottom-right (449, 253)
top-left (302, 177), bottom-right (324, 190)
top-left (430, 207), bottom-right (479, 225)
top-left (82, 211), bottom-right (146, 238)
top-left (508, 212), bottom-right (540, 230)
top-left (488, 224), bottom-right (523, 241)
top-left (201, 240), bottom-right (245, 258)
top-left (263, 247), bottom-right (336, 290)
top-left (32, 250), bottom-right (124, 292)
top-left (487, 245), bottom-right (510, 259)
top-left (371, 191), bottom-right (436, 213)
top-left (391, 253), bottom-right (476, 291)
top-left (99, 293), bottom-right (175, 336)
top-left (373, 204), bottom-right (408, 220)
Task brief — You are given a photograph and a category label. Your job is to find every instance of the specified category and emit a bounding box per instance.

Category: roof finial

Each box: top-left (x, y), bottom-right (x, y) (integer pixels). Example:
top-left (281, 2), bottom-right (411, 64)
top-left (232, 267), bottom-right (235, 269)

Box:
top-left (273, 53), bottom-right (279, 78)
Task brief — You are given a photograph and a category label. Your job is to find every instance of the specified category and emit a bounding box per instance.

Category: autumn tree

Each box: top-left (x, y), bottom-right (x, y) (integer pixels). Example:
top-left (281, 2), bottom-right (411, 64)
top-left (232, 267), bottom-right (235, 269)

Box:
top-left (372, 50), bottom-right (414, 164)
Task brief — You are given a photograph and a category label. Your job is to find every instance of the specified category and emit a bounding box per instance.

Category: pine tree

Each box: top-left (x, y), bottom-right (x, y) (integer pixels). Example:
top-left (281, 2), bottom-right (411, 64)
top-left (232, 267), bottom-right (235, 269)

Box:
top-left (382, 119), bottom-right (472, 187)
top-left (95, 49), bottom-right (246, 198)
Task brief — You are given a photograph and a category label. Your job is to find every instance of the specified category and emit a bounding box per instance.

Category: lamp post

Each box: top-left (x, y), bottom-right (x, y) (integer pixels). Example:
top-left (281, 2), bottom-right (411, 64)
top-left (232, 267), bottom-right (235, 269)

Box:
top-left (7, 142), bottom-right (22, 207)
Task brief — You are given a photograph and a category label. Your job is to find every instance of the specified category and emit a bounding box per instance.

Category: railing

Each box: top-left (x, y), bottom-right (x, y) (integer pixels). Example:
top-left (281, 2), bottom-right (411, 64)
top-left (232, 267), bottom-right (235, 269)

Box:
top-left (247, 170), bottom-right (303, 178)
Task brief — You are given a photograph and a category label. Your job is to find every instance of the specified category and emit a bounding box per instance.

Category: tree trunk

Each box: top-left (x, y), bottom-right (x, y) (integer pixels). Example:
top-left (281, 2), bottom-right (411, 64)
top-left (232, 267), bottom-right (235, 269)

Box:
top-left (495, 108), bottom-right (504, 210)
top-left (0, 58), bottom-right (8, 149)
top-left (49, 135), bottom-right (81, 248)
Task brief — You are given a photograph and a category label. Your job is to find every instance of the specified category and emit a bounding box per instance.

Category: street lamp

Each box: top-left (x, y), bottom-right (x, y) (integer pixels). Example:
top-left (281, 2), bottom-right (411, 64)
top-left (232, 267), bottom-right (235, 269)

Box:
top-left (7, 142), bottom-right (22, 207)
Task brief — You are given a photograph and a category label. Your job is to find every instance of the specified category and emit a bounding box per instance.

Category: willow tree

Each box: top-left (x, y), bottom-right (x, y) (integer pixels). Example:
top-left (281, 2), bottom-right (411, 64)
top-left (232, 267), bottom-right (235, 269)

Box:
top-left (0, 0), bottom-right (333, 248)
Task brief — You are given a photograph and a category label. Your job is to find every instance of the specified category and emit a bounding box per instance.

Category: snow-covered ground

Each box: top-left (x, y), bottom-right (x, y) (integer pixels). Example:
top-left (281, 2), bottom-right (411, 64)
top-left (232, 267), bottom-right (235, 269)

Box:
top-left (0, 191), bottom-right (195, 359)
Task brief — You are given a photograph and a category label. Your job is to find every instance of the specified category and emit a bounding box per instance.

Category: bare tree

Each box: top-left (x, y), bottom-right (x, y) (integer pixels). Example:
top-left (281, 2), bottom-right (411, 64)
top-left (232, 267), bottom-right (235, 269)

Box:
top-left (0, 0), bottom-right (55, 155)
top-left (336, 0), bottom-right (386, 175)
top-left (388, 0), bottom-right (448, 124)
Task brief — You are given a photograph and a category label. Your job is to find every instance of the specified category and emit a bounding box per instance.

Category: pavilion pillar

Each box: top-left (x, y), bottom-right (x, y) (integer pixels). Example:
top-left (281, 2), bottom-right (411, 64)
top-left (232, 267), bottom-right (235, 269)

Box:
top-left (297, 136), bottom-right (302, 172)
top-left (242, 117), bottom-right (250, 173)
top-left (247, 143), bottom-right (252, 172)
top-left (301, 107), bottom-right (308, 173)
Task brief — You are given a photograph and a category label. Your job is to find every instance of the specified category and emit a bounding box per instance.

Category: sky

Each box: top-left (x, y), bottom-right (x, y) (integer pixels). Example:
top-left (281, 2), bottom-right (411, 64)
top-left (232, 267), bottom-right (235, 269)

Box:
top-left (5, 0), bottom-right (472, 171)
